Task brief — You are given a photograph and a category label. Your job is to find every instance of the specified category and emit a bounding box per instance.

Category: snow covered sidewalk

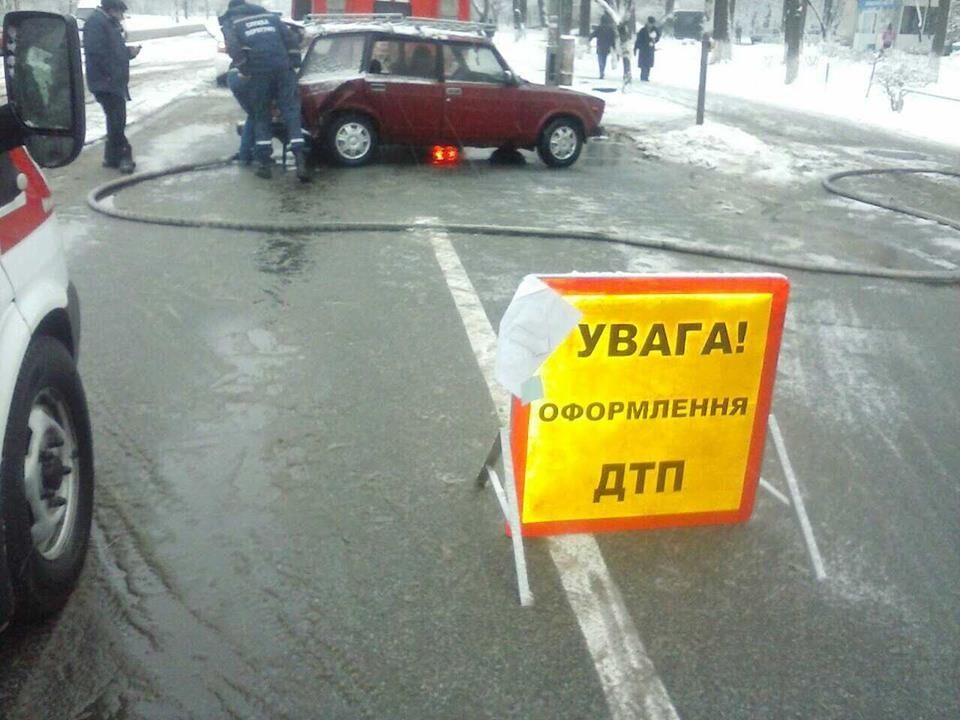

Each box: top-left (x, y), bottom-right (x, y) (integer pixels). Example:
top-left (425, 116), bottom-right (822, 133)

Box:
top-left (496, 31), bottom-right (960, 150)
top-left (86, 32), bottom-right (218, 145)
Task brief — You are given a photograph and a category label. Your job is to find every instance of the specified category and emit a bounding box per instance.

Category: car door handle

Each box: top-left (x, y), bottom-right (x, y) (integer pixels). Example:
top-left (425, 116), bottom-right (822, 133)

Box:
top-left (370, 83), bottom-right (387, 93)
top-left (445, 87), bottom-right (462, 96)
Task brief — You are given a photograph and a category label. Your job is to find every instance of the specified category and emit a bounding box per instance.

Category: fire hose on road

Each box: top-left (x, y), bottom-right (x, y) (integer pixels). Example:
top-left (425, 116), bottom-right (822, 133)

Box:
top-left (86, 160), bottom-right (960, 285)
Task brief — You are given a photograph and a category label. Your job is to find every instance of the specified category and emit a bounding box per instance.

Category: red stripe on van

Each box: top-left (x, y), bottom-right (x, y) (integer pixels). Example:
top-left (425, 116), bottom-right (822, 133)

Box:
top-left (0, 147), bottom-right (53, 254)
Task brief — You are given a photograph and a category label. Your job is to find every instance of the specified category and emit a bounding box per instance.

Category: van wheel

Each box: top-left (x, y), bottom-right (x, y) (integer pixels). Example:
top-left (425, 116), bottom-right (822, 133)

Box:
top-left (537, 118), bottom-right (583, 168)
top-left (327, 114), bottom-right (377, 167)
top-left (2, 336), bottom-right (94, 621)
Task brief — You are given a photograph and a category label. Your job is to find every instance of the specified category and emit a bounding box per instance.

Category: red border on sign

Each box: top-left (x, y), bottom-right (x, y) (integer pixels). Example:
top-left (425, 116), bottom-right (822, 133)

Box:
top-left (509, 274), bottom-right (790, 537)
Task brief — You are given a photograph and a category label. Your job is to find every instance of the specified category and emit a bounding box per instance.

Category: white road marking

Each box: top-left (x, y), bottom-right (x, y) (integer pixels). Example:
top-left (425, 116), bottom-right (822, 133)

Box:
top-left (428, 230), bottom-right (680, 720)
top-left (759, 477), bottom-right (790, 506)
top-left (768, 414), bottom-right (827, 581)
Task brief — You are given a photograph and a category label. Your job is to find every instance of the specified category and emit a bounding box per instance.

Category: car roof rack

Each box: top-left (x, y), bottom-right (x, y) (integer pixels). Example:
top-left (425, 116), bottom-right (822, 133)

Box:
top-left (304, 13), bottom-right (406, 24)
top-left (303, 13), bottom-right (495, 38)
top-left (406, 16), bottom-right (497, 36)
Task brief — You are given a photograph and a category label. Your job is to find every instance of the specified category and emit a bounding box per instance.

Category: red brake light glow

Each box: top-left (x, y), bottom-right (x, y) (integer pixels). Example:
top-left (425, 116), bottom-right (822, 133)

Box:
top-left (430, 145), bottom-right (460, 165)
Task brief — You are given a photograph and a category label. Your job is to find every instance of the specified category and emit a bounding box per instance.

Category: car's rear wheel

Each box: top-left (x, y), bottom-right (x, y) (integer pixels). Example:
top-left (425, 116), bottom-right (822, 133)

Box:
top-left (537, 117), bottom-right (583, 168)
top-left (327, 113), bottom-right (377, 167)
top-left (1, 336), bottom-right (94, 621)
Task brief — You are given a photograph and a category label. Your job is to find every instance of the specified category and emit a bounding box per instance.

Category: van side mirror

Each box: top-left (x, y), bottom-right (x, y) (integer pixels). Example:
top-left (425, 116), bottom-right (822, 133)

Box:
top-left (1, 11), bottom-right (85, 168)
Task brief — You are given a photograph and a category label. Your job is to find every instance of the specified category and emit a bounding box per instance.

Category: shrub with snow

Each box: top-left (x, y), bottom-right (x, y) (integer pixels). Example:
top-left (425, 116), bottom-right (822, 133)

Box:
top-left (872, 51), bottom-right (936, 111)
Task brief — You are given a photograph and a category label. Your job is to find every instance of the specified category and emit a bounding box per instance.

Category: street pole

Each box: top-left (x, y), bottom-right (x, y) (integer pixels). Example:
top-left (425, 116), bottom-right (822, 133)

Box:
top-left (697, 32), bottom-right (711, 125)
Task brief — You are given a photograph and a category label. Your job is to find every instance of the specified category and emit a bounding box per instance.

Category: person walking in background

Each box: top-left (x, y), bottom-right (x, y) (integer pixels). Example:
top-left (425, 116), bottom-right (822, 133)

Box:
top-left (590, 14), bottom-right (616, 80)
top-left (634, 16), bottom-right (660, 82)
top-left (83, 0), bottom-right (141, 174)
top-left (881, 23), bottom-right (896, 50)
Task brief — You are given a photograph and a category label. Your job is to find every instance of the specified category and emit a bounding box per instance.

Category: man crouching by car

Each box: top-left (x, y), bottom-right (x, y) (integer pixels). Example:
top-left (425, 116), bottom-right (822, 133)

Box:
top-left (221, 0), bottom-right (310, 182)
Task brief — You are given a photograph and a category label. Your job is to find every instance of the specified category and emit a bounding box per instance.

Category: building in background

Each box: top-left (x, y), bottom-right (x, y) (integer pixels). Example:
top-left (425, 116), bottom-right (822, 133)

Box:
top-left (850, 0), bottom-right (945, 50)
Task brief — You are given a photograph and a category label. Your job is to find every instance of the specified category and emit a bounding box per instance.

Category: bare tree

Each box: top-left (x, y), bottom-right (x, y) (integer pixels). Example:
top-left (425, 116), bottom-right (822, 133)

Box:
top-left (783, 0), bottom-right (806, 83)
top-left (821, 0), bottom-right (833, 36)
top-left (579, 0), bottom-right (591, 35)
top-left (713, 0), bottom-right (731, 59)
top-left (930, 0), bottom-right (953, 56)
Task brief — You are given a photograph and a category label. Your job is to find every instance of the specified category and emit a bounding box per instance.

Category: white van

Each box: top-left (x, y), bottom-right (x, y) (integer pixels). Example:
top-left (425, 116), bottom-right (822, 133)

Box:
top-left (0, 11), bottom-right (92, 628)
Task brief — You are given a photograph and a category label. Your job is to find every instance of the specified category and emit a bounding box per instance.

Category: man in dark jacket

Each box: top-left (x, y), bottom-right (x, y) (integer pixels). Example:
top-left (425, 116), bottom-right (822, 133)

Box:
top-left (222, 0), bottom-right (309, 181)
top-left (590, 14), bottom-right (616, 79)
top-left (634, 16), bottom-right (660, 82)
top-left (83, 0), bottom-right (141, 173)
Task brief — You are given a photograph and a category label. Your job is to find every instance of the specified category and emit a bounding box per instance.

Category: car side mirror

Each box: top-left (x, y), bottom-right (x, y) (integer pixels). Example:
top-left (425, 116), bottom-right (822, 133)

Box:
top-left (1, 11), bottom-right (85, 168)
top-left (504, 70), bottom-right (519, 87)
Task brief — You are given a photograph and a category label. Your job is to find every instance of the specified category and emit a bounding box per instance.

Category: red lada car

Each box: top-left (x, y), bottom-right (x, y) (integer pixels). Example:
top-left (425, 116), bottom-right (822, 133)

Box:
top-left (297, 18), bottom-right (606, 168)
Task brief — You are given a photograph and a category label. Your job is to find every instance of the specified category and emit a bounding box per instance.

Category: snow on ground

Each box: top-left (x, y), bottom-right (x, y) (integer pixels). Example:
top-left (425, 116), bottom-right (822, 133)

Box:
top-left (123, 13), bottom-right (216, 31)
top-left (496, 31), bottom-right (960, 150)
top-left (635, 122), bottom-right (802, 183)
top-left (86, 32), bottom-right (218, 144)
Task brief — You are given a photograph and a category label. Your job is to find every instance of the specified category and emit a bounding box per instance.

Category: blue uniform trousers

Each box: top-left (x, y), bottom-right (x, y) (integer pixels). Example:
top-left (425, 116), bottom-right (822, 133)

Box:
top-left (248, 67), bottom-right (305, 162)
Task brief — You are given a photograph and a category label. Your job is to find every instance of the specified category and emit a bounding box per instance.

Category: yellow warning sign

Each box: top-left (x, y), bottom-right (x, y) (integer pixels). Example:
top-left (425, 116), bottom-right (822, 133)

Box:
top-left (509, 274), bottom-right (790, 536)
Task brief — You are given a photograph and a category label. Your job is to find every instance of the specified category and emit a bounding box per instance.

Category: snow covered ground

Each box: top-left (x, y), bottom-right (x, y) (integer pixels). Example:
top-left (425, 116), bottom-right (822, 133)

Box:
top-left (85, 32), bottom-right (218, 144)
top-left (123, 13), bottom-right (215, 32)
top-left (496, 31), bottom-right (960, 150)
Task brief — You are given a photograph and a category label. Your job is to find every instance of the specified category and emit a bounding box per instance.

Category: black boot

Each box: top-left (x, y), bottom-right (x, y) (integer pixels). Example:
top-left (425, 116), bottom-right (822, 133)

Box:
top-left (118, 145), bottom-right (136, 175)
top-left (255, 158), bottom-right (273, 179)
top-left (103, 144), bottom-right (119, 169)
top-left (293, 150), bottom-right (311, 183)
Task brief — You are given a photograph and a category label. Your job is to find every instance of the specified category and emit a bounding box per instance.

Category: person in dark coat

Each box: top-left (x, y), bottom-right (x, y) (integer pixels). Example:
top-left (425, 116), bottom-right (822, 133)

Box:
top-left (83, 0), bottom-right (141, 173)
top-left (222, 0), bottom-right (309, 181)
top-left (590, 14), bottom-right (616, 79)
top-left (634, 16), bottom-right (660, 82)
top-left (218, 1), bottom-right (271, 167)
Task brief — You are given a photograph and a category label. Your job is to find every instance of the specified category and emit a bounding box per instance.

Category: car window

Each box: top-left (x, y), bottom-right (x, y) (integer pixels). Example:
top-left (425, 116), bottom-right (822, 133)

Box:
top-left (402, 42), bottom-right (438, 79)
top-left (300, 34), bottom-right (366, 81)
top-left (368, 39), bottom-right (402, 75)
top-left (442, 44), bottom-right (507, 83)
top-left (367, 39), bottom-right (437, 79)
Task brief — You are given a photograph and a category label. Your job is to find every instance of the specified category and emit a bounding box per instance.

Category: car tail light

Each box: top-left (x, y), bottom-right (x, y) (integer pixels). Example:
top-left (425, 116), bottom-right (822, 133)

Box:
top-left (431, 145), bottom-right (460, 165)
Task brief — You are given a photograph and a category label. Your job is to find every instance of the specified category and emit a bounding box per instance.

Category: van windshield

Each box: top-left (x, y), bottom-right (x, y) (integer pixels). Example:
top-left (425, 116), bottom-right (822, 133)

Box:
top-left (300, 34), bottom-right (366, 83)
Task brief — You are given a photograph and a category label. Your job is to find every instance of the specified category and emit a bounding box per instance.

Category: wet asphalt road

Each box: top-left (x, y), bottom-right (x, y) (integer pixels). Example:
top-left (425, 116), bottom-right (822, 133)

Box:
top-left (0, 82), bottom-right (958, 720)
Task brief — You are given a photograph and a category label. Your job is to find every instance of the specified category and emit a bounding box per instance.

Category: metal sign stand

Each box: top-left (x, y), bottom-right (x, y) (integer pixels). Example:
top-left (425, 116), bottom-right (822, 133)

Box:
top-left (477, 430), bottom-right (534, 607)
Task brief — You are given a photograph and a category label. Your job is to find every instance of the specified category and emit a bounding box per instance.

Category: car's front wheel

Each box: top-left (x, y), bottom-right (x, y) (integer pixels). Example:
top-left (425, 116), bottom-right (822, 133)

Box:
top-left (537, 117), bottom-right (583, 168)
top-left (327, 113), bottom-right (378, 167)
top-left (1, 336), bottom-right (94, 621)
